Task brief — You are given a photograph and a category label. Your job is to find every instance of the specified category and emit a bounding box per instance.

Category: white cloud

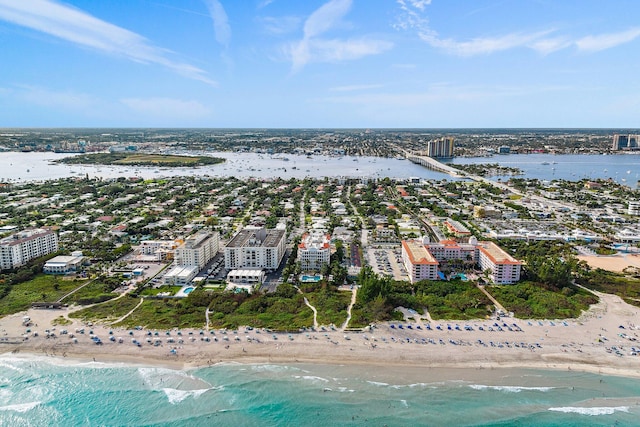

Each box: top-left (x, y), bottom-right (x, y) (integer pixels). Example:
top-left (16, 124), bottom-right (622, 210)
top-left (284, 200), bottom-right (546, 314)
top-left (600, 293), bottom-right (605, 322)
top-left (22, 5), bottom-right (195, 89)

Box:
top-left (204, 0), bottom-right (231, 48)
top-left (16, 85), bottom-right (96, 110)
top-left (287, 0), bottom-right (392, 72)
top-left (258, 0), bottom-right (274, 8)
top-left (259, 16), bottom-right (301, 35)
top-left (421, 30), bottom-right (554, 56)
top-left (0, 0), bottom-right (216, 85)
top-left (406, 0), bottom-right (431, 11)
top-left (529, 37), bottom-right (572, 55)
top-left (576, 27), bottom-right (640, 52)
top-left (330, 84), bottom-right (384, 92)
top-left (121, 97), bottom-right (212, 119)
top-left (396, 1), bottom-right (640, 57)
top-left (303, 0), bottom-right (351, 39)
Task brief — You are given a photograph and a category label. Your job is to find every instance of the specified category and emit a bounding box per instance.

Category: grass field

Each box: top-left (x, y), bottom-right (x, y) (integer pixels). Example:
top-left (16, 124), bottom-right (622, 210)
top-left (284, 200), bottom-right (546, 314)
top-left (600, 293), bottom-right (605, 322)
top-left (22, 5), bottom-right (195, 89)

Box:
top-left (69, 295), bottom-right (141, 323)
top-left (0, 275), bottom-right (86, 316)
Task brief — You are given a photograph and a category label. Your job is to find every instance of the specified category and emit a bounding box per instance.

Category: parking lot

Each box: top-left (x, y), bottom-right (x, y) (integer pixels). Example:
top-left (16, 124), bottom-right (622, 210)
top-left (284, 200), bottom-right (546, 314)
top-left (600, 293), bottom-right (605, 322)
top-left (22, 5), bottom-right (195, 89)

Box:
top-left (366, 247), bottom-right (408, 281)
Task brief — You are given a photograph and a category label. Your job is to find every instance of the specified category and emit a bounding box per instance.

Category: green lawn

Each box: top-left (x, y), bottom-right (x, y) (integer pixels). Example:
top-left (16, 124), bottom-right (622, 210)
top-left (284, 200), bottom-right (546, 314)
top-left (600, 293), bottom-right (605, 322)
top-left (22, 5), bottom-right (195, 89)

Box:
top-left (0, 275), bottom-right (86, 317)
top-left (62, 280), bottom-right (119, 305)
top-left (69, 295), bottom-right (141, 323)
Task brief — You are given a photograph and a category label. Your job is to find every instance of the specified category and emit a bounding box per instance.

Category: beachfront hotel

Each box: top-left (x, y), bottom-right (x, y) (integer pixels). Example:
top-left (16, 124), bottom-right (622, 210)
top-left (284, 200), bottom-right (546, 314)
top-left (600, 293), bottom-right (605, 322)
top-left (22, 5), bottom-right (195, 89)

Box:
top-left (0, 228), bottom-right (59, 270)
top-left (224, 227), bottom-right (286, 271)
top-left (297, 231), bottom-right (331, 271)
top-left (401, 238), bottom-right (522, 284)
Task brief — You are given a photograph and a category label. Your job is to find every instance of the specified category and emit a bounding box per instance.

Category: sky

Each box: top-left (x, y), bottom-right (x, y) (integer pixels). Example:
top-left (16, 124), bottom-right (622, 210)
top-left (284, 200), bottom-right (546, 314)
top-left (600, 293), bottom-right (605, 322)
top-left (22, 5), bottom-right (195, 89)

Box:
top-left (0, 0), bottom-right (639, 128)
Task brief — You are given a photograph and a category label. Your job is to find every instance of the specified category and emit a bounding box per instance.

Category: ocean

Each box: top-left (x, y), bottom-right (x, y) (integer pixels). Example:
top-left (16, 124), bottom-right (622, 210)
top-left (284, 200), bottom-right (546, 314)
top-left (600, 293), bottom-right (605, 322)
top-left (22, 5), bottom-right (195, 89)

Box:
top-left (2, 354), bottom-right (639, 426)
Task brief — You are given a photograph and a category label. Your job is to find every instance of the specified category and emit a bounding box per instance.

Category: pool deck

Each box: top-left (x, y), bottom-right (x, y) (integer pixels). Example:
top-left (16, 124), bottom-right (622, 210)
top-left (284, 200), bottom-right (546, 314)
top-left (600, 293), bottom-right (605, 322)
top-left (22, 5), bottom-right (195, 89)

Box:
top-left (175, 286), bottom-right (195, 298)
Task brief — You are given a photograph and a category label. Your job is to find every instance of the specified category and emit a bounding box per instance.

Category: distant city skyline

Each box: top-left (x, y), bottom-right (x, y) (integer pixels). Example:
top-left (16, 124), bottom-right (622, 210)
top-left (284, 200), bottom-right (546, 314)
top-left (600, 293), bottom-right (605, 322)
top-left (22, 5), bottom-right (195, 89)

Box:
top-left (1, 0), bottom-right (639, 128)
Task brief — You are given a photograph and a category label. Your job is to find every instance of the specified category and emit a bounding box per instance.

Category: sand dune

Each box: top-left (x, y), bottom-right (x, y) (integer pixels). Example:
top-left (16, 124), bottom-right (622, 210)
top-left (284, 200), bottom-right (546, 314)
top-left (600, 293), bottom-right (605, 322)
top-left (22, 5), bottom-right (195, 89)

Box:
top-left (2, 291), bottom-right (640, 379)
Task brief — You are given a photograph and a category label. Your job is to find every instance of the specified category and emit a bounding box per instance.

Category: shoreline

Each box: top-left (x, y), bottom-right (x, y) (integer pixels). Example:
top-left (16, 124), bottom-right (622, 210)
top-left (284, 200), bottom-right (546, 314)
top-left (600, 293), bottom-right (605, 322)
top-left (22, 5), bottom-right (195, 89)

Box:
top-left (3, 291), bottom-right (640, 380)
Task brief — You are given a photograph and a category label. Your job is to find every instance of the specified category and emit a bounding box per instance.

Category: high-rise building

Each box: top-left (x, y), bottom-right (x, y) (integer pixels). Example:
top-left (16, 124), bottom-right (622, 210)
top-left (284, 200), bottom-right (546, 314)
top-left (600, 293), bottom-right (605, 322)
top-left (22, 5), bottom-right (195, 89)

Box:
top-left (0, 228), bottom-right (59, 270)
top-left (224, 227), bottom-right (286, 271)
top-left (175, 230), bottom-right (219, 270)
top-left (427, 137), bottom-right (455, 158)
top-left (613, 134), bottom-right (639, 151)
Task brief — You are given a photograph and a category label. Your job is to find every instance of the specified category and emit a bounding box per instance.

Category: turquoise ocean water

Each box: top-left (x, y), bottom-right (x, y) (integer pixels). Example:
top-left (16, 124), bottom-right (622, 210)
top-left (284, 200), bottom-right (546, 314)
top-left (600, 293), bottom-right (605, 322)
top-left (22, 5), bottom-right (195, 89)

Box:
top-left (2, 354), bottom-right (640, 426)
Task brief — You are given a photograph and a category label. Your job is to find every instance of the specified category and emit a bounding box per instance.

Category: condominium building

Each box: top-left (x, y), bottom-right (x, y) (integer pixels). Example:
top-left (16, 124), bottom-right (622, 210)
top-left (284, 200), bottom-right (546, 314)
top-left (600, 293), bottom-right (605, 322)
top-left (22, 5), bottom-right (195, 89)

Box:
top-left (612, 134), bottom-right (639, 151)
top-left (427, 137), bottom-right (455, 158)
top-left (0, 228), bottom-right (59, 270)
top-left (401, 238), bottom-right (522, 284)
top-left (401, 239), bottom-right (439, 282)
top-left (629, 201), bottom-right (640, 216)
top-left (224, 227), bottom-right (286, 271)
top-left (298, 231), bottom-right (331, 271)
top-left (475, 241), bottom-right (522, 284)
top-left (175, 231), bottom-right (219, 270)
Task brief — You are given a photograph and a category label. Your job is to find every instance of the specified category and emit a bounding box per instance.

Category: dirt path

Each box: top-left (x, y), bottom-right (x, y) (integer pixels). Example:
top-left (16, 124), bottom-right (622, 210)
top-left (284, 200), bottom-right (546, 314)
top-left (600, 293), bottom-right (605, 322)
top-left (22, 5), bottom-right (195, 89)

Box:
top-left (110, 297), bottom-right (144, 325)
top-left (341, 287), bottom-right (358, 330)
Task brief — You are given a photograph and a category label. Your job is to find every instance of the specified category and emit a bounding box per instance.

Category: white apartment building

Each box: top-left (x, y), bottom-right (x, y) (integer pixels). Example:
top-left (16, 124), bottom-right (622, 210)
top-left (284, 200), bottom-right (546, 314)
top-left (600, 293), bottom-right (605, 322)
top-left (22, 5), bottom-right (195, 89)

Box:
top-left (139, 240), bottom-right (179, 262)
top-left (224, 227), bottom-right (286, 271)
top-left (298, 231), bottom-right (331, 271)
top-left (401, 238), bottom-right (522, 284)
top-left (0, 228), bottom-right (59, 270)
top-left (629, 201), bottom-right (640, 216)
top-left (175, 231), bottom-right (219, 270)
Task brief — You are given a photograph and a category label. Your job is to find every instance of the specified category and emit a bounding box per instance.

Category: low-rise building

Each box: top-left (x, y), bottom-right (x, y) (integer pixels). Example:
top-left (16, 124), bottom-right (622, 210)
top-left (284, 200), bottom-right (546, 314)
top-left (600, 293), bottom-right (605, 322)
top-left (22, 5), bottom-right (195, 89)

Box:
top-left (401, 238), bottom-right (522, 284)
top-left (43, 251), bottom-right (85, 275)
top-left (298, 231), bottom-right (331, 271)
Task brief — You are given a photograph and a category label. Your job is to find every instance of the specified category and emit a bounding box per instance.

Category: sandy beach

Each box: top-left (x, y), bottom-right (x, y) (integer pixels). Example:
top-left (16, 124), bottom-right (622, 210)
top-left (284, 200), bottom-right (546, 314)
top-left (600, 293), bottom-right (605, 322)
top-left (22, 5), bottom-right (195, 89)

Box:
top-left (2, 291), bottom-right (640, 378)
top-left (578, 253), bottom-right (640, 273)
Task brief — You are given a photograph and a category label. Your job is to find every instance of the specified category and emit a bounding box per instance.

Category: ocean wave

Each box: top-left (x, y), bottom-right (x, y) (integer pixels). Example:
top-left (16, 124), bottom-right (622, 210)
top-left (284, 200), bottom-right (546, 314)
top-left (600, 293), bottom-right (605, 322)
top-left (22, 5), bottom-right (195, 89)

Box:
top-left (162, 387), bottom-right (212, 404)
top-left (366, 381), bottom-right (389, 387)
top-left (469, 385), bottom-right (554, 393)
top-left (293, 375), bottom-right (329, 383)
top-left (548, 406), bottom-right (630, 416)
top-left (0, 401), bottom-right (41, 413)
top-left (250, 364), bottom-right (296, 373)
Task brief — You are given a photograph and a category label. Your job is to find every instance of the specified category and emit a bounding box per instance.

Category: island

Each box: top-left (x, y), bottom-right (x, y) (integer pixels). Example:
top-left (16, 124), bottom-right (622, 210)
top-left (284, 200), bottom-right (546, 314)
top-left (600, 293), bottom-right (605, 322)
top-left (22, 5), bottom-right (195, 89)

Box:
top-left (55, 152), bottom-right (225, 167)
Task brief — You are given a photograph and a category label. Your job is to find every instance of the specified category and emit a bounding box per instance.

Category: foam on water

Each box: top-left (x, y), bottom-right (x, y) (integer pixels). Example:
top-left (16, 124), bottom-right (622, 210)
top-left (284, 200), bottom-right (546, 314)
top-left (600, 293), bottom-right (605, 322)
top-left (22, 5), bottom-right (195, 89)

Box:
top-left (162, 387), bottom-right (211, 404)
top-left (0, 402), bottom-right (41, 413)
top-left (293, 375), bottom-right (329, 383)
top-left (469, 384), bottom-right (555, 393)
top-left (548, 406), bottom-right (630, 416)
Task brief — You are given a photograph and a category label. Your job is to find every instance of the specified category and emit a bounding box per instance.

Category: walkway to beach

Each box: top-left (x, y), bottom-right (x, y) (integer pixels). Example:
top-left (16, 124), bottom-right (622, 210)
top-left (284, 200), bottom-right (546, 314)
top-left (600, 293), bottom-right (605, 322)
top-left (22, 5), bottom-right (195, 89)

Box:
top-left (110, 297), bottom-right (144, 325)
top-left (341, 287), bottom-right (358, 330)
top-left (477, 284), bottom-right (508, 314)
top-left (295, 286), bottom-right (319, 329)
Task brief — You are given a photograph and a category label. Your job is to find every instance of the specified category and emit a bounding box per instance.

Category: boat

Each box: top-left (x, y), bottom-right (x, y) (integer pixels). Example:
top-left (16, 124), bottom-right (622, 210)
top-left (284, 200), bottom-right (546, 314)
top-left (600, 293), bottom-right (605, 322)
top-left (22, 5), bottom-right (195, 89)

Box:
top-left (541, 162), bottom-right (550, 165)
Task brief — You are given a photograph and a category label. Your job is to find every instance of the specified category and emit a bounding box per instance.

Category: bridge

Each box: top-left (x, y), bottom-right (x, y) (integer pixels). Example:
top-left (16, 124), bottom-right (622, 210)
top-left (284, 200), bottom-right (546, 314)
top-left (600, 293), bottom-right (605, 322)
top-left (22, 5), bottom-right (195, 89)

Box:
top-left (404, 153), bottom-right (464, 177)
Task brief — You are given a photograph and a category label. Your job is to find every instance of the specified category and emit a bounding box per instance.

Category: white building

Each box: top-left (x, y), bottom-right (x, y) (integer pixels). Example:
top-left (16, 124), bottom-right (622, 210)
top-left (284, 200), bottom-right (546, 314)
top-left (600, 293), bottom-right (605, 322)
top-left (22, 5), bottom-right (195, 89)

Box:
top-left (629, 201), bottom-right (640, 216)
top-left (224, 227), bottom-right (286, 271)
top-left (139, 240), bottom-right (179, 262)
top-left (297, 231), bottom-right (331, 271)
top-left (43, 251), bottom-right (84, 275)
top-left (175, 231), bottom-right (219, 270)
top-left (0, 228), bottom-right (59, 270)
top-left (163, 266), bottom-right (199, 286)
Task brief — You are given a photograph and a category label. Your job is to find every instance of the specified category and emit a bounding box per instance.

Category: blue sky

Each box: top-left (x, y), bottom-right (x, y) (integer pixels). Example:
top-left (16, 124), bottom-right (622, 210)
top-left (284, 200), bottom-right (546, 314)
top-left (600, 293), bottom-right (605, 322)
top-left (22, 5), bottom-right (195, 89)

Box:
top-left (0, 0), bottom-right (639, 128)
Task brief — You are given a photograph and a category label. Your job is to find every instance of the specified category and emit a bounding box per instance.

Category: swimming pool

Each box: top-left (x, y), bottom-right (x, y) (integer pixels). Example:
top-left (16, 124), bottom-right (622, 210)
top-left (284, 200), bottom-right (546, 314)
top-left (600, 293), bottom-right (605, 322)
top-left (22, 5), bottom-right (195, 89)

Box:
top-left (300, 274), bottom-right (322, 283)
top-left (183, 287), bottom-right (195, 294)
